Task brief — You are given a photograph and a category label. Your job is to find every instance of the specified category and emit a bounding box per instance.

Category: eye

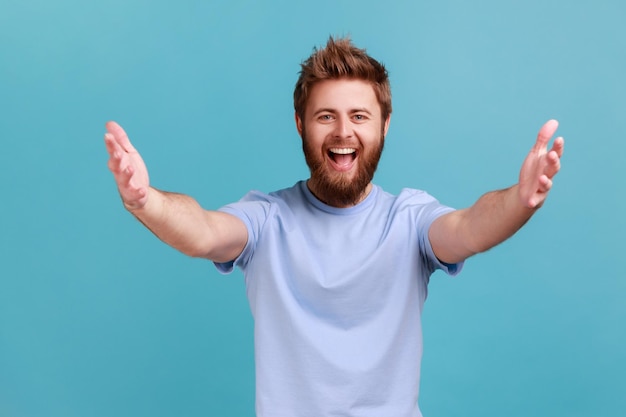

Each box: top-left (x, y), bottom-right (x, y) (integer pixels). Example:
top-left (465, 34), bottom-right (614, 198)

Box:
top-left (353, 114), bottom-right (368, 121)
top-left (318, 114), bottom-right (334, 122)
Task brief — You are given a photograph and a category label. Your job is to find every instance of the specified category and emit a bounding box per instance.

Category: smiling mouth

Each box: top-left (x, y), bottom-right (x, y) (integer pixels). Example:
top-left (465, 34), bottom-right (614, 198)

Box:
top-left (328, 148), bottom-right (357, 168)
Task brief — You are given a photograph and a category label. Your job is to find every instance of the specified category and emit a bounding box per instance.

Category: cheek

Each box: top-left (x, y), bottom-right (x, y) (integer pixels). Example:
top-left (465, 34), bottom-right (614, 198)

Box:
top-left (303, 127), bottom-right (329, 148)
top-left (358, 129), bottom-right (383, 147)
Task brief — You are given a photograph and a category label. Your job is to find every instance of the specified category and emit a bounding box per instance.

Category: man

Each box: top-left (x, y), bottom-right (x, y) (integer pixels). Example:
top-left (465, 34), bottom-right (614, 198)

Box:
top-left (104, 37), bottom-right (564, 417)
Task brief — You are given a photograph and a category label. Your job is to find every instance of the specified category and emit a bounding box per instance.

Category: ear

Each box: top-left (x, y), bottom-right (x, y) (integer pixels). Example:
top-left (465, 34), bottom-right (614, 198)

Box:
top-left (383, 114), bottom-right (391, 137)
top-left (295, 112), bottom-right (303, 137)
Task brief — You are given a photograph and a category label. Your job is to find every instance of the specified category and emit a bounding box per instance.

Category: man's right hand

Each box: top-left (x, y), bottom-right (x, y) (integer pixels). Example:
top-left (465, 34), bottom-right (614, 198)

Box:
top-left (103, 121), bottom-right (248, 261)
top-left (104, 121), bottom-right (150, 210)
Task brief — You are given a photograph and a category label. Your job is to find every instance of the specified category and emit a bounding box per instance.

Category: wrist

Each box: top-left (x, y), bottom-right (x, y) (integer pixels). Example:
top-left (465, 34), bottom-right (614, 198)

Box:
top-left (124, 187), bottom-right (156, 214)
top-left (513, 184), bottom-right (542, 213)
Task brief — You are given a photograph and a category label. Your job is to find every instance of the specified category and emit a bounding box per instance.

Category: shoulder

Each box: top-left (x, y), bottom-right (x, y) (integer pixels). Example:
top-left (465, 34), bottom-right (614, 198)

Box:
top-left (375, 186), bottom-right (442, 209)
top-left (374, 185), bottom-right (456, 225)
top-left (396, 187), bottom-right (440, 204)
top-left (220, 182), bottom-right (305, 219)
top-left (238, 182), bottom-right (306, 214)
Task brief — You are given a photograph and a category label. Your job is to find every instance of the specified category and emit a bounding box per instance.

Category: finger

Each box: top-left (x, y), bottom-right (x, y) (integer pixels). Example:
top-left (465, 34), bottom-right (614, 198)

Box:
top-left (115, 165), bottom-right (145, 201)
top-left (119, 164), bottom-right (135, 186)
top-left (527, 196), bottom-right (542, 209)
top-left (104, 133), bottom-right (123, 158)
top-left (107, 156), bottom-right (131, 183)
top-left (550, 136), bottom-right (565, 158)
top-left (544, 150), bottom-right (561, 178)
top-left (105, 135), bottom-right (127, 173)
top-left (533, 119), bottom-right (559, 152)
top-left (122, 187), bottom-right (148, 210)
top-left (120, 175), bottom-right (148, 207)
top-left (105, 121), bottom-right (136, 153)
top-left (538, 175), bottom-right (553, 193)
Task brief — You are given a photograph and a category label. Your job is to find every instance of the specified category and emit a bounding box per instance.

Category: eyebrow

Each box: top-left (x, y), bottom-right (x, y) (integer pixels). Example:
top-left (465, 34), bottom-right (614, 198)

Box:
top-left (312, 108), bottom-right (373, 116)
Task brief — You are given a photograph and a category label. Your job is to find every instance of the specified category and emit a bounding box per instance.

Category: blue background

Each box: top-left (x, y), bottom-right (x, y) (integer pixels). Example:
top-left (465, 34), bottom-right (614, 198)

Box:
top-left (1, 0), bottom-right (624, 416)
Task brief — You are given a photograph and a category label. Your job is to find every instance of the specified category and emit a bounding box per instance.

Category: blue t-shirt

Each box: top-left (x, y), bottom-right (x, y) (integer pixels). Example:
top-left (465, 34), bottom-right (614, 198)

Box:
top-left (216, 181), bottom-right (463, 417)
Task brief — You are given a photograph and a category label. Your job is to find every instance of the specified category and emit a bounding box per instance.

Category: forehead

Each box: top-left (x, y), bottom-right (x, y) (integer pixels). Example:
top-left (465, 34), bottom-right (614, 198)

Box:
top-left (306, 79), bottom-right (380, 114)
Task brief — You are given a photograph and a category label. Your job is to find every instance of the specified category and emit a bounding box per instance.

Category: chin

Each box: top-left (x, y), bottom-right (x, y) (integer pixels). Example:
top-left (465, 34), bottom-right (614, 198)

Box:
top-left (301, 132), bottom-right (385, 207)
top-left (309, 167), bottom-right (373, 207)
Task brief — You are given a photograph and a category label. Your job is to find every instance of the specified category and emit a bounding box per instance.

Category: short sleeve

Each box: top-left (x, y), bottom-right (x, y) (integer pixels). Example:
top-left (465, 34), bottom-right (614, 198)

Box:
top-left (410, 194), bottom-right (464, 277)
top-left (212, 191), bottom-right (273, 274)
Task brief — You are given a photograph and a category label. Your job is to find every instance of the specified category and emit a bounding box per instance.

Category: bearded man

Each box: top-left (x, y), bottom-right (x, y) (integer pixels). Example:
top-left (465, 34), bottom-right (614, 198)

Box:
top-left (104, 37), bottom-right (564, 417)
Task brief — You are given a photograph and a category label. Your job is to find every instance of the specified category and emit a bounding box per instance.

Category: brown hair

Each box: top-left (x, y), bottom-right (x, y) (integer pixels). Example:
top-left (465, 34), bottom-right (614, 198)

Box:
top-left (293, 36), bottom-right (392, 120)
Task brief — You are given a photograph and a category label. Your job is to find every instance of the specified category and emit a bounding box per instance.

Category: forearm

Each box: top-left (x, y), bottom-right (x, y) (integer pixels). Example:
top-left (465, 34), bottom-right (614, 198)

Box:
top-left (430, 184), bottom-right (538, 264)
top-left (127, 187), bottom-right (229, 259)
top-left (457, 184), bottom-right (537, 255)
top-left (430, 120), bottom-right (562, 264)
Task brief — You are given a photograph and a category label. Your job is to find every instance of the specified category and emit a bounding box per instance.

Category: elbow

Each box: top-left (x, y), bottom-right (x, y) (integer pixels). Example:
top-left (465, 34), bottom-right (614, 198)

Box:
top-left (176, 239), bottom-right (214, 259)
top-left (183, 248), bottom-right (210, 259)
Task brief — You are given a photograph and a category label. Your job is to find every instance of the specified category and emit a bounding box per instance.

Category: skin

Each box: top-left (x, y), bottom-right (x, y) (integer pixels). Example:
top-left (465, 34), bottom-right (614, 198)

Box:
top-left (104, 122), bottom-right (247, 262)
top-left (296, 79), bottom-right (390, 207)
top-left (429, 119), bottom-right (564, 264)
top-left (104, 79), bottom-right (564, 266)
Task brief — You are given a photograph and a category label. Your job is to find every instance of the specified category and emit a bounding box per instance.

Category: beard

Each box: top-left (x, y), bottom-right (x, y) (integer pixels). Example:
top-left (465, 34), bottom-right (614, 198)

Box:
top-left (302, 129), bottom-right (385, 207)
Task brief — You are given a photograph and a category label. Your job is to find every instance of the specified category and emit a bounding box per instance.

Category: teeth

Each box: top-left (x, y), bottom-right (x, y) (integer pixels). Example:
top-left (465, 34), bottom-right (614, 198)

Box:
top-left (329, 148), bottom-right (356, 154)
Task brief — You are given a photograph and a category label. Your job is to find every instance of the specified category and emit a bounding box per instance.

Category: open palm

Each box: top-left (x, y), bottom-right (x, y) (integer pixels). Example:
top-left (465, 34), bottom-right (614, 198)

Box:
top-left (518, 119), bottom-right (565, 208)
top-left (104, 121), bottom-right (150, 210)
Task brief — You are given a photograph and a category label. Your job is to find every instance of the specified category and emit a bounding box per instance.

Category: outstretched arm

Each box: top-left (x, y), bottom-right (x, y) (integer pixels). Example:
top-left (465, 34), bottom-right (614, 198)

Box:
top-left (104, 121), bottom-right (247, 262)
top-left (429, 119), bottom-right (565, 264)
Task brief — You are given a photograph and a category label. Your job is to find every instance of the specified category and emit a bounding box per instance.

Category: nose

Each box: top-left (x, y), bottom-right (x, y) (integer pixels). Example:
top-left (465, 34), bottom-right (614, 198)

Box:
top-left (332, 115), bottom-right (353, 139)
